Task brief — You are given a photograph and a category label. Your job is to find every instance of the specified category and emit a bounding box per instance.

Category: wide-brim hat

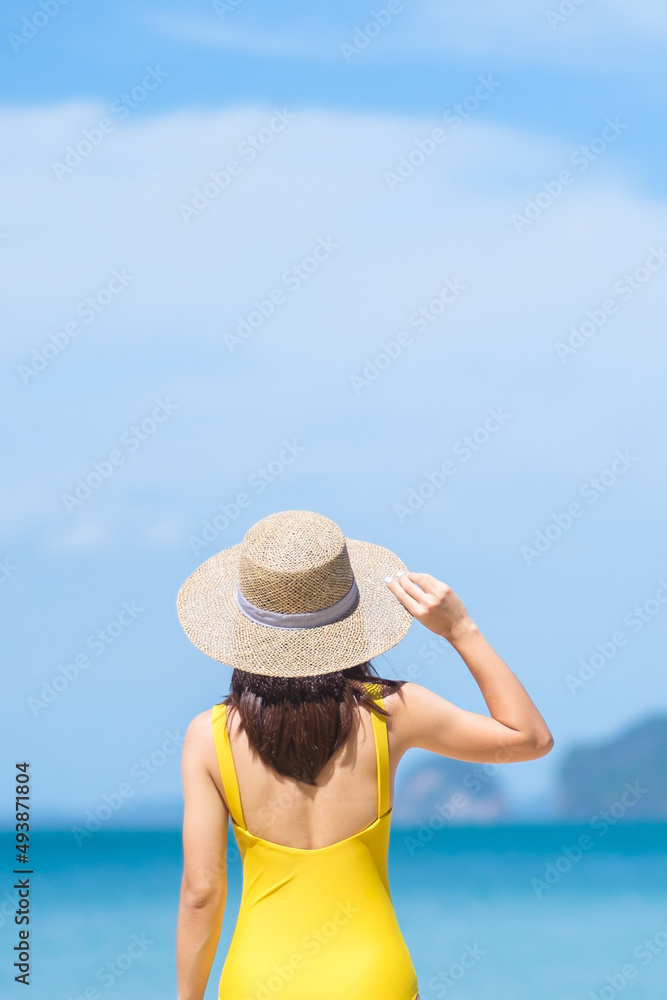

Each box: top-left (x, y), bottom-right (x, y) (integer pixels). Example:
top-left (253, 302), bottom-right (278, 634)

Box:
top-left (176, 509), bottom-right (413, 677)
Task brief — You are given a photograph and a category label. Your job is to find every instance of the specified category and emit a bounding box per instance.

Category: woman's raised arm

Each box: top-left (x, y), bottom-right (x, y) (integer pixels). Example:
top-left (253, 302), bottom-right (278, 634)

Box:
top-left (386, 572), bottom-right (554, 764)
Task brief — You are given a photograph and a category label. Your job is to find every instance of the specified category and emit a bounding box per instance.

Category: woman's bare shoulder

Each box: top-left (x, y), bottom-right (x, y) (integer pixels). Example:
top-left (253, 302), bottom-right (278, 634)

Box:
top-left (182, 707), bottom-right (217, 753)
top-left (381, 681), bottom-right (427, 725)
top-left (186, 706), bottom-right (215, 730)
top-left (382, 681), bottom-right (456, 748)
top-left (383, 681), bottom-right (436, 712)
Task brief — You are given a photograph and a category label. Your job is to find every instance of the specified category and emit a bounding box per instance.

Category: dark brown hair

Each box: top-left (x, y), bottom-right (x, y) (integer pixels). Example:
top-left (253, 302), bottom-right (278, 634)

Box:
top-left (222, 661), bottom-right (405, 785)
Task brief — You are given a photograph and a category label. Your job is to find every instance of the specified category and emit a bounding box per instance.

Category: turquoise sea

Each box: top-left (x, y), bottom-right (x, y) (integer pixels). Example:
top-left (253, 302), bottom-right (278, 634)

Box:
top-left (2, 825), bottom-right (666, 1000)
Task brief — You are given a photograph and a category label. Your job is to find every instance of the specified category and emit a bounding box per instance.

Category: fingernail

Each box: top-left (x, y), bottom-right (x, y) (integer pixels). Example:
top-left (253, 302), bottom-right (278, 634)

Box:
top-left (384, 575), bottom-right (394, 583)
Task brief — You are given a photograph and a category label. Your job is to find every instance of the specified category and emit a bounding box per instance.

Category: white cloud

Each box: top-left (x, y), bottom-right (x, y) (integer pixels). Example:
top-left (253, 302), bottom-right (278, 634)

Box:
top-left (143, 0), bottom-right (667, 68)
top-left (46, 519), bottom-right (110, 553)
top-left (2, 100), bottom-right (666, 556)
top-left (143, 10), bottom-right (327, 59)
top-left (143, 517), bottom-right (189, 548)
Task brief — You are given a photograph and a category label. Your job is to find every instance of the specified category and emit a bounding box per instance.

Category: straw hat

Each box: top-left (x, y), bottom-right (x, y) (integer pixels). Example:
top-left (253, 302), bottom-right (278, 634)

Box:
top-left (176, 509), bottom-right (413, 677)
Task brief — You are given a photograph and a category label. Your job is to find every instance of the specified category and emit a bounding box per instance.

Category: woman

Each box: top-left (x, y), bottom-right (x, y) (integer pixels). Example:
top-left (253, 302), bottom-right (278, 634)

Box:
top-left (175, 510), bottom-right (553, 1000)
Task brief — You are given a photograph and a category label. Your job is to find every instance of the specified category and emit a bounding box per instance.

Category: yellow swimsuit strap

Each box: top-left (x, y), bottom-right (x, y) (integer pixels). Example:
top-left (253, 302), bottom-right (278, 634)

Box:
top-left (211, 703), bottom-right (247, 828)
top-left (365, 681), bottom-right (391, 817)
top-left (211, 685), bottom-right (391, 825)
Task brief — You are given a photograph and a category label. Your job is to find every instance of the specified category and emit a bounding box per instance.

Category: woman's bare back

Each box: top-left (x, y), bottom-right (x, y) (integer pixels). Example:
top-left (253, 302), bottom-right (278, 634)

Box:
top-left (200, 690), bottom-right (404, 850)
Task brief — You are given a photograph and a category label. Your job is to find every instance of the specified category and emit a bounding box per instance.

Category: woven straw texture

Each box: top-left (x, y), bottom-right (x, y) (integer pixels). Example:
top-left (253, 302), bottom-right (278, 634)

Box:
top-left (176, 510), bottom-right (413, 677)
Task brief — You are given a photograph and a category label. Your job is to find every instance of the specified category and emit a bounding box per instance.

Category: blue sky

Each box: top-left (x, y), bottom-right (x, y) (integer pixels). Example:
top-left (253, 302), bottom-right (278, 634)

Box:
top-left (2, 0), bottom-right (667, 827)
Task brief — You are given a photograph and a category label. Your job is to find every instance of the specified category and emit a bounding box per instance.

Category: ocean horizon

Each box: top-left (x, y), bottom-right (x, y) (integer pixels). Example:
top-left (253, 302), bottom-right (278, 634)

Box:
top-left (2, 824), bottom-right (666, 999)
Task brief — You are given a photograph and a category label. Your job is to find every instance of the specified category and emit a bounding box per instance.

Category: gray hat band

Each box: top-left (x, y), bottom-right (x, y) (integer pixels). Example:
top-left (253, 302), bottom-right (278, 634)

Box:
top-left (235, 579), bottom-right (360, 630)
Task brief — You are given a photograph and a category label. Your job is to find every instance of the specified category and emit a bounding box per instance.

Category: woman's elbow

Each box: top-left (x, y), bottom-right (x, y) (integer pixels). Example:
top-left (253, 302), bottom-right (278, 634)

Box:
top-left (523, 731), bottom-right (554, 760)
top-left (501, 731), bottom-right (554, 762)
top-left (181, 879), bottom-right (226, 909)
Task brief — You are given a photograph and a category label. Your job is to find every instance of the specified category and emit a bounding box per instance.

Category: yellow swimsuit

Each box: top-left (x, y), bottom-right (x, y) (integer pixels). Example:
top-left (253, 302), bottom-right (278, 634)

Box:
top-left (211, 682), bottom-right (420, 1000)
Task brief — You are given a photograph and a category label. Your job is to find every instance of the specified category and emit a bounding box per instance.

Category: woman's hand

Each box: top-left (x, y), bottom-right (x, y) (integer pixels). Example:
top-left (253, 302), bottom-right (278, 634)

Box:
top-left (386, 572), bottom-right (476, 644)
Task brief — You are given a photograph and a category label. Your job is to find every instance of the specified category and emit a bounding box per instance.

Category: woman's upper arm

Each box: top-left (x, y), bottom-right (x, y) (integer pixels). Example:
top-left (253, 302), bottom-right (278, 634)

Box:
top-left (181, 712), bottom-right (229, 903)
top-left (391, 682), bottom-right (550, 764)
